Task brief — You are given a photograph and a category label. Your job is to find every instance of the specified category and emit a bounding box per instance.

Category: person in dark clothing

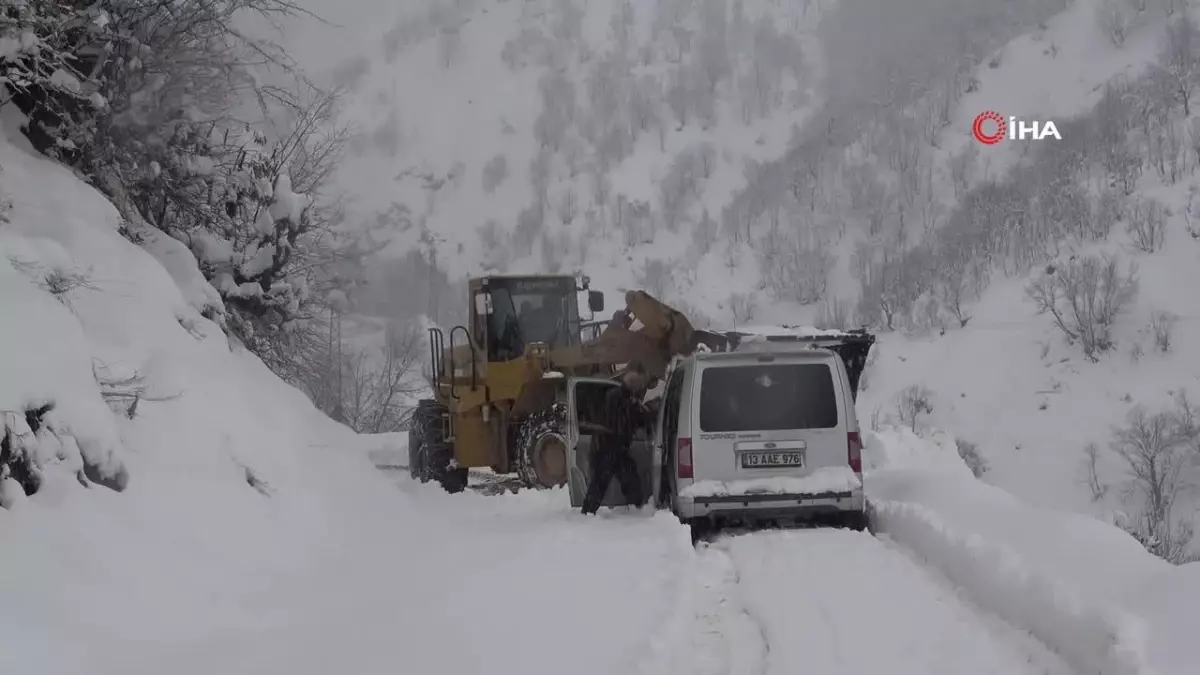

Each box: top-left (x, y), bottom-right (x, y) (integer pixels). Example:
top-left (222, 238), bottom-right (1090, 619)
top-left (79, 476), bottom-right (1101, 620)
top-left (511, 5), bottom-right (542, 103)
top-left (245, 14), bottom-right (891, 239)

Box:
top-left (582, 364), bottom-right (653, 515)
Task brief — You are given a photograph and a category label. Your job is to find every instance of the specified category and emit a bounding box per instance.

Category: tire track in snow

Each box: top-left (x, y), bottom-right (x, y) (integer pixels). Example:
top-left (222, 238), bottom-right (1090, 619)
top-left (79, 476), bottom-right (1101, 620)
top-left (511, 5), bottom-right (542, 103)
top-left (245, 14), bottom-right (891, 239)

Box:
top-left (685, 528), bottom-right (1075, 675)
top-left (677, 542), bottom-right (768, 675)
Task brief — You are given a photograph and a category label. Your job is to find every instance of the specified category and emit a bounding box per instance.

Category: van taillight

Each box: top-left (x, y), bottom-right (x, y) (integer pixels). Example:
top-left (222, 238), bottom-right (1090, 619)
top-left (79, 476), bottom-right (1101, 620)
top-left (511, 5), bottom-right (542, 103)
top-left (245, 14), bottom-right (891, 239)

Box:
top-left (677, 437), bottom-right (693, 479)
top-left (848, 431), bottom-right (862, 474)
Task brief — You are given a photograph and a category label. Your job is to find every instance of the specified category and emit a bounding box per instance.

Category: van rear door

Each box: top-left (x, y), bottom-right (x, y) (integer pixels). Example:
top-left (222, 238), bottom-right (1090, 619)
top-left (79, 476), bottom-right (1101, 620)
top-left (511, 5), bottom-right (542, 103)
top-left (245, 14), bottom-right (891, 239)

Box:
top-left (690, 356), bottom-right (845, 484)
top-left (565, 377), bottom-right (654, 508)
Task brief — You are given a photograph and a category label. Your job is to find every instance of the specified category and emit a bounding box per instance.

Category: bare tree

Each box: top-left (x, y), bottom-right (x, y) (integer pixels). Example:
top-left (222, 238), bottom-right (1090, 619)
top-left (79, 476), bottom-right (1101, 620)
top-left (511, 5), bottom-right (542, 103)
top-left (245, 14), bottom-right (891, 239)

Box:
top-left (556, 188), bottom-right (578, 225)
top-left (1081, 442), bottom-right (1109, 501)
top-left (338, 322), bottom-right (424, 434)
top-left (636, 258), bottom-right (674, 299)
top-left (694, 208), bottom-right (718, 255)
top-left (1025, 254), bottom-right (1139, 360)
top-left (660, 148), bottom-right (701, 231)
top-left (1111, 406), bottom-right (1197, 563)
top-left (815, 297), bottom-right (852, 330)
top-left (760, 228), bottom-right (833, 305)
top-left (1154, 16), bottom-right (1200, 116)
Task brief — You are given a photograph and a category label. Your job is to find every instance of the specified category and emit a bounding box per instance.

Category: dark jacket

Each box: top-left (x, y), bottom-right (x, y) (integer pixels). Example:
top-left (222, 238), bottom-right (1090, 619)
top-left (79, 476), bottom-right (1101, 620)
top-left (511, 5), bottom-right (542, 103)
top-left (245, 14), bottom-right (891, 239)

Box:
top-left (601, 383), bottom-right (649, 449)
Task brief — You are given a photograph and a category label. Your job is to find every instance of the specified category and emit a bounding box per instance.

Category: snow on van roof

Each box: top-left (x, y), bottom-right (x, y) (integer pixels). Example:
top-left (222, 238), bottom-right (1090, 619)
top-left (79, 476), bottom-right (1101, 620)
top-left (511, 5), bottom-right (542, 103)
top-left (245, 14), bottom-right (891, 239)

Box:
top-left (731, 324), bottom-right (851, 338)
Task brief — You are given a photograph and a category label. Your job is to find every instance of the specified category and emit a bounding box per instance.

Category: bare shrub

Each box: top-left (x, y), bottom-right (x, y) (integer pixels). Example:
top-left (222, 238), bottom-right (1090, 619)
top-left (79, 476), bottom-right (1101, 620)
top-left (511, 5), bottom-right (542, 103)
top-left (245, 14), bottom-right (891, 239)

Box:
top-left (481, 154), bottom-right (509, 193)
top-left (1150, 310), bottom-right (1178, 352)
top-left (636, 258), bottom-right (674, 300)
top-left (815, 297), bottom-right (852, 330)
top-left (897, 385), bottom-right (934, 431)
top-left (1097, 0), bottom-right (1133, 47)
top-left (956, 439), bottom-right (988, 478)
top-left (1126, 197), bottom-right (1168, 253)
top-left (729, 292), bottom-right (757, 326)
top-left (1025, 254), bottom-right (1139, 360)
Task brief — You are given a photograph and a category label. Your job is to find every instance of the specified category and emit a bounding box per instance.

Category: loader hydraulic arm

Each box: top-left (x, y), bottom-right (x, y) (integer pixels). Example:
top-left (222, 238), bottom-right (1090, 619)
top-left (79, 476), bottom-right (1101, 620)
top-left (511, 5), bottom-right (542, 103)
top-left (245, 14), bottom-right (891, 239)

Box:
top-left (548, 290), bottom-right (733, 380)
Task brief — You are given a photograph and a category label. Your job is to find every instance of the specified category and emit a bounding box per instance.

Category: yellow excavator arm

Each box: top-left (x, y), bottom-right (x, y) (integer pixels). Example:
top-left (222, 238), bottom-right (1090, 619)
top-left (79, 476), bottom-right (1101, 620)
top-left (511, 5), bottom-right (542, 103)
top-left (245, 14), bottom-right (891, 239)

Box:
top-left (548, 290), bottom-right (732, 380)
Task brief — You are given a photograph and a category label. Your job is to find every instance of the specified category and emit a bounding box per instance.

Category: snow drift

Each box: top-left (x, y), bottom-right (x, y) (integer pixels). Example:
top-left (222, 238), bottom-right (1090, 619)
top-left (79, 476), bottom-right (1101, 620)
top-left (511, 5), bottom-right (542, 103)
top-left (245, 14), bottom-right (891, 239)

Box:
top-left (865, 426), bottom-right (1197, 675)
top-left (0, 117), bottom-right (694, 675)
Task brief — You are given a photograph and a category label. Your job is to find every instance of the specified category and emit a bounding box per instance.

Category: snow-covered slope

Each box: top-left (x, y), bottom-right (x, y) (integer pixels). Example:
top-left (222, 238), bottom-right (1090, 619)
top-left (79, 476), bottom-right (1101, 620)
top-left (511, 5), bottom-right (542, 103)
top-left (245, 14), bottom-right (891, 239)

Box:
top-left (0, 114), bottom-right (693, 675)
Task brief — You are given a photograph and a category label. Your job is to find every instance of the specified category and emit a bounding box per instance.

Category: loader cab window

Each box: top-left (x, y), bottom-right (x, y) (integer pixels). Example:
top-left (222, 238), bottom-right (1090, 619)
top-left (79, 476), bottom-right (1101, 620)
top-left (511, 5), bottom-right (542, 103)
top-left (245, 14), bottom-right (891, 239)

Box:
top-left (486, 278), bottom-right (581, 360)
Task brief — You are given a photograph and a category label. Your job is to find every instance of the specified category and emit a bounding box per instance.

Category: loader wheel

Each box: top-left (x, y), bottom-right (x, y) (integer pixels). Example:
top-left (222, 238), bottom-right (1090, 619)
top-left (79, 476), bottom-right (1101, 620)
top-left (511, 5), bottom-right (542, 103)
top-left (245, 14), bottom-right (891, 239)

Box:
top-left (516, 405), bottom-right (569, 489)
top-left (409, 400), bottom-right (468, 494)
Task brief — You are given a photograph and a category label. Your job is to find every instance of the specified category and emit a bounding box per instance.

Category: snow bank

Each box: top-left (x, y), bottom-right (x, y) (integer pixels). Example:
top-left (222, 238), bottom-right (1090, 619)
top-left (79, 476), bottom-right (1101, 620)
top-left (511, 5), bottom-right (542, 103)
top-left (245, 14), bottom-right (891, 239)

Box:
top-left (866, 427), bottom-right (1198, 675)
top-left (0, 120), bottom-right (695, 675)
top-left (680, 466), bottom-right (861, 498)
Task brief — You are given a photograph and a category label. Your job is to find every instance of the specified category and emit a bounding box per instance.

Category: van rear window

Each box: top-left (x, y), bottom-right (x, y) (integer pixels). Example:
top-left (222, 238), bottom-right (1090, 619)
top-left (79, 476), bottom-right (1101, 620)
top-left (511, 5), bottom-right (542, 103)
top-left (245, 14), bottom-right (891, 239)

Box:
top-left (698, 363), bottom-right (838, 432)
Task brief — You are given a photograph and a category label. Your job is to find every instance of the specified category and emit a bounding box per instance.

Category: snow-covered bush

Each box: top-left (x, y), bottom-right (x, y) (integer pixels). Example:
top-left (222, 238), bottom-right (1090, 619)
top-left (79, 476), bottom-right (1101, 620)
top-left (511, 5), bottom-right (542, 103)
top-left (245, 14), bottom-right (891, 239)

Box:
top-left (1025, 254), bottom-right (1139, 361)
top-left (1150, 310), bottom-right (1178, 352)
top-left (2, 0), bottom-right (375, 394)
top-left (955, 438), bottom-right (988, 478)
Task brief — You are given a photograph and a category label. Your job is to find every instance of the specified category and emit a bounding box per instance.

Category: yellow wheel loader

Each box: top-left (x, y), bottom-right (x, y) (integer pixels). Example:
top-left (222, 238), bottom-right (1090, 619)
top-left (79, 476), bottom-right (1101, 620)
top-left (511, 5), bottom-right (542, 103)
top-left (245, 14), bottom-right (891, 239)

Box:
top-left (407, 274), bottom-right (734, 493)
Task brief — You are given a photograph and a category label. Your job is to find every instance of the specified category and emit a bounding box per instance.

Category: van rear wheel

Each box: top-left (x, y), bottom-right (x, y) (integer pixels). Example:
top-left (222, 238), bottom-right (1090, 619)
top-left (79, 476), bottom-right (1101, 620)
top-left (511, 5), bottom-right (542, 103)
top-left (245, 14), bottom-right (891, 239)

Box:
top-left (841, 509), bottom-right (869, 532)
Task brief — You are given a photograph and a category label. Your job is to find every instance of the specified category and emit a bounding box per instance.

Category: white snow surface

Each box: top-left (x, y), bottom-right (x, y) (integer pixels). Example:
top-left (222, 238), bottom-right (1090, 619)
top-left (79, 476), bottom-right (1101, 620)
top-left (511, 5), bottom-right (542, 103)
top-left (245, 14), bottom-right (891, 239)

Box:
top-left (682, 529), bottom-right (1073, 675)
top-left (680, 466), bottom-right (861, 498)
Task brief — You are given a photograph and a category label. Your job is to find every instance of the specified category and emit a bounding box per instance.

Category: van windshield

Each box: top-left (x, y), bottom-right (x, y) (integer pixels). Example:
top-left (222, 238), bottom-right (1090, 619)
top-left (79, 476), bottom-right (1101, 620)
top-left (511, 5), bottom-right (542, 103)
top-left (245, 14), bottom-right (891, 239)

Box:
top-left (699, 363), bottom-right (838, 432)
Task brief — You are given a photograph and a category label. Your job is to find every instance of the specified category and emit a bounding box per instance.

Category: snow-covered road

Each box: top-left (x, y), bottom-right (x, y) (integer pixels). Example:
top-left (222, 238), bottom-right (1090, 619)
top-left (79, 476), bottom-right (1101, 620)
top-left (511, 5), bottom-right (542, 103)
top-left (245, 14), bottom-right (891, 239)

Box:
top-left (678, 528), bottom-right (1073, 675)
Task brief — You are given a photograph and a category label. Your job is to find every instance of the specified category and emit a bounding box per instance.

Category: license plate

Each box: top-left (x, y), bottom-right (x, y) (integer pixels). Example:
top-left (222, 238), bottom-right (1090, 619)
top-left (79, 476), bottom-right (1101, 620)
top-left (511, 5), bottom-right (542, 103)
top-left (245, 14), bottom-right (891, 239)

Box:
top-left (741, 451), bottom-right (804, 468)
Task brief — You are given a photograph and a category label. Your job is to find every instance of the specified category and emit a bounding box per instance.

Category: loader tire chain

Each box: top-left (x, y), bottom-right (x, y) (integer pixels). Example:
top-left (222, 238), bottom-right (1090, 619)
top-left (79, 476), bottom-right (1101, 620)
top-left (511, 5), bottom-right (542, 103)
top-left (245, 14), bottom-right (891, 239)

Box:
top-left (515, 405), bottom-right (567, 490)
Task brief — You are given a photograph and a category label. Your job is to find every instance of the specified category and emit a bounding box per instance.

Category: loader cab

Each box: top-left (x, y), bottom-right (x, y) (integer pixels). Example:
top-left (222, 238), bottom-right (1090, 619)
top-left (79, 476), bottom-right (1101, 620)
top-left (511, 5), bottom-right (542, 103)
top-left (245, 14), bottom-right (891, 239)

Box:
top-left (470, 275), bottom-right (604, 361)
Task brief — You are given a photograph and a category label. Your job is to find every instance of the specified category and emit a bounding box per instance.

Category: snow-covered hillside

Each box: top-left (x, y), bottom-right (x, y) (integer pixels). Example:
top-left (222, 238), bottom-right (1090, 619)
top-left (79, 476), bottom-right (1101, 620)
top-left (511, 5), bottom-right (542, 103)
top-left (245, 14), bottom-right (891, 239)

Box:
top-left (284, 0), bottom-right (834, 326)
top-left (859, 0), bottom-right (1200, 544)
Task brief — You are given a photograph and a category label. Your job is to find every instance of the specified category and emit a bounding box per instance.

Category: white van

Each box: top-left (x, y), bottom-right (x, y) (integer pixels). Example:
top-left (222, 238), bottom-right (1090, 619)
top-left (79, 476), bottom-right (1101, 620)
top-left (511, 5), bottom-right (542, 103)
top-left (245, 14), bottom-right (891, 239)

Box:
top-left (563, 331), bottom-right (874, 532)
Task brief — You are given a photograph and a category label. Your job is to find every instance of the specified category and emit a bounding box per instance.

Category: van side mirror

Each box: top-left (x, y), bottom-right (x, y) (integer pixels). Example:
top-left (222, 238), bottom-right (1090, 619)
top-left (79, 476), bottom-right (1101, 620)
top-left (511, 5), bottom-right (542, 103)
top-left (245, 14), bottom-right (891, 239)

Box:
top-left (588, 290), bottom-right (604, 313)
top-left (474, 292), bottom-right (493, 315)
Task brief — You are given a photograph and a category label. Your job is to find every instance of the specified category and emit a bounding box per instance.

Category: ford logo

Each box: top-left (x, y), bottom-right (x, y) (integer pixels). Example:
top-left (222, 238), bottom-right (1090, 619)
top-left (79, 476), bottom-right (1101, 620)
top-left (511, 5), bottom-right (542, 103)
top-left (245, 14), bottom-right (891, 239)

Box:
top-left (764, 442), bottom-right (776, 449)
